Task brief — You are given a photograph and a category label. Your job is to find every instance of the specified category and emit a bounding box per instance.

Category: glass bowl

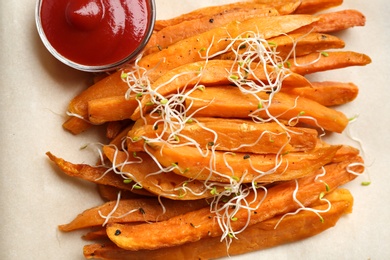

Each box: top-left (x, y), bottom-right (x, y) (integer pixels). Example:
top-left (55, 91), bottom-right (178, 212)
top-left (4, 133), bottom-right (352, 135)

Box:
top-left (35, 0), bottom-right (156, 72)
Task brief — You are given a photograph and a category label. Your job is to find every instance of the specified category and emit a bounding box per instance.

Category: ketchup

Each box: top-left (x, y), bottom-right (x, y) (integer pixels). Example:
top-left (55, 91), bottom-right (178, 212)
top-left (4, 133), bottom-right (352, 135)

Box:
top-left (39, 0), bottom-right (153, 67)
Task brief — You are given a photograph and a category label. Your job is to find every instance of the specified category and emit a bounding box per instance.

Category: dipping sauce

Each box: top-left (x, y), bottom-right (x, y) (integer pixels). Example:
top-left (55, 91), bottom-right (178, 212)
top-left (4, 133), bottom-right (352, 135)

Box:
top-left (36, 0), bottom-right (155, 71)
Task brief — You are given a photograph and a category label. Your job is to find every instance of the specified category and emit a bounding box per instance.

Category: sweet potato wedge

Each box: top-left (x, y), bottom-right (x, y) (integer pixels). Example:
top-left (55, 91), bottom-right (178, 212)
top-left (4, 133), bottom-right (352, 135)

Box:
top-left (106, 121), bottom-right (124, 140)
top-left (88, 96), bottom-right (138, 125)
top-left (128, 117), bottom-right (318, 154)
top-left (282, 81), bottom-right (359, 106)
top-left (82, 228), bottom-right (107, 241)
top-left (108, 123), bottom-right (133, 148)
top-left (153, 0), bottom-right (301, 31)
top-left (294, 0), bottom-right (343, 14)
top-left (145, 7), bottom-right (279, 55)
top-left (288, 51), bottom-right (372, 76)
top-left (332, 145), bottom-right (361, 163)
top-left (46, 152), bottom-right (140, 192)
top-left (218, 33), bottom-right (345, 61)
top-left (269, 33), bottom-right (345, 59)
top-left (186, 86), bottom-right (349, 133)
top-left (63, 70), bottom-right (129, 134)
top-left (103, 146), bottom-right (215, 200)
top-left (84, 188), bottom-right (353, 259)
top-left (105, 156), bottom-right (362, 250)
top-left (62, 117), bottom-right (92, 135)
top-left (293, 9), bottom-right (366, 34)
top-left (144, 142), bottom-right (340, 183)
top-left (59, 197), bottom-right (209, 231)
top-left (97, 184), bottom-right (153, 202)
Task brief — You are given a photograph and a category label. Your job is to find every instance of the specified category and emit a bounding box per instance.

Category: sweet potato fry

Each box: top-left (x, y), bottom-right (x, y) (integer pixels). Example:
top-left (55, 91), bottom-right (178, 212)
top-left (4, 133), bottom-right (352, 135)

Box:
top-left (217, 32), bottom-right (345, 61)
top-left (84, 188), bottom-right (353, 259)
top-left (131, 60), bottom-right (311, 120)
top-left (137, 15), bottom-right (319, 82)
top-left (59, 197), bottom-right (209, 231)
top-left (282, 81), bottom-right (359, 106)
top-left (294, 0), bottom-right (343, 14)
top-left (46, 152), bottom-right (139, 192)
top-left (271, 33), bottom-right (345, 59)
top-left (97, 184), bottom-right (155, 202)
top-left (249, 0), bottom-right (301, 15)
top-left (63, 70), bottom-right (129, 134)
top-left (103, 146), bottom-right (215, 200)
top-left (332, 146), bottom-right (362, 165)
top-left (144, 142), bottom-right (340, 183)
top-left (88, 96), bottom-right (138, 125)
top-left (186, 86), bottom-right (349, 133)
top-left (145, 7), bottom-right (279, 55)
top-left (293, 10), bottom-right (366, 34)
top-left (106, 156), bottom-right (362, 250)
top-left (128, 117), bottom-right (318, 154)
top-left (153, 0), bottom-right (301, 31)
top-left (108, 124), bottom-right (133, 149)
top-left (82, 228), bottom-right (107, 241)
top-left (288, 51), bottom-right (372, 76)
top-left (62, 117), bottom-right (92, 135)
top-left (106, 122), bottom-right (123, 140)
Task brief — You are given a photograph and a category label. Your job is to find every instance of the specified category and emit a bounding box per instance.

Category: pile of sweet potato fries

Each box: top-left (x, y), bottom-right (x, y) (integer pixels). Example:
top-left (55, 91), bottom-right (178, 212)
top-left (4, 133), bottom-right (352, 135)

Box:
top-left (47, 0), bottom-right (370, 259)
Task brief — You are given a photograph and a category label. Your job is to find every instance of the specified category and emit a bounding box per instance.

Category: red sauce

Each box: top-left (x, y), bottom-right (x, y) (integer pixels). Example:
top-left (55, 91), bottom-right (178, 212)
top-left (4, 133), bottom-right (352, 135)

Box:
top-left (40, 0), bottom-right (153, 67)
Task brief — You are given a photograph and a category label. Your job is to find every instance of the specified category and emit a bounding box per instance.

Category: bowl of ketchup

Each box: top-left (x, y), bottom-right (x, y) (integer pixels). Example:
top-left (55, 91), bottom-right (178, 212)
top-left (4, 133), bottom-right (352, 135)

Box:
top-left (36, 0), bottom-right (156, 72)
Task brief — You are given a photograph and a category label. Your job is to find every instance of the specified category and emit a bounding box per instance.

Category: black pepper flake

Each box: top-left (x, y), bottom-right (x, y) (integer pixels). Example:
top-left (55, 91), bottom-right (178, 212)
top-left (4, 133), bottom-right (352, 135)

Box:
top-left (243, 154), bottom-right (250, 159)
top-left (139, 207), bottom-right (145, 214)
top-left (209, 18), bottom-right (214, 23)
top-left (114, 229), bottom-right (121, 236)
